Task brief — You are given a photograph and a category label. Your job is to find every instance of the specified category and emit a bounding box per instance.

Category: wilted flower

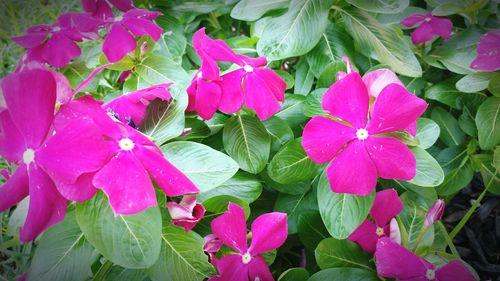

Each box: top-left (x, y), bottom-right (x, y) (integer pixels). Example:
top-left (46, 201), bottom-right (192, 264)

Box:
top-left (470, 30), bottom-right (500, 72)
top-left (375, 237), bottom-right (475, 281)
top-left (424, 199), bottom-right (445, 227)
top-left (166, 195), bottom-right (205, 232)
top-left (401, 13), bottom-right (453, 45)
top-left (302, 72), bottom-right (427, 195)
top-left (348, 189), bottom-right (403, 253)
top-left (0, 69), bottom-right (67, 242)
top-left (208, 203), bottom-right (287, 281)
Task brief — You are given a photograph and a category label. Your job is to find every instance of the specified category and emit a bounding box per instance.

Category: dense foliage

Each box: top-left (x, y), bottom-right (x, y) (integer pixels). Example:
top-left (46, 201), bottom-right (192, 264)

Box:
top-left (0, 0), bottom-right (499, 280)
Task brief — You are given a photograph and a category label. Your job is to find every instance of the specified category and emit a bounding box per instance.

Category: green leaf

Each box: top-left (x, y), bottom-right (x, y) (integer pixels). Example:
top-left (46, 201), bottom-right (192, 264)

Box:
top-left (416, 118), bottom-right (440, 149)
top-left (276, 94), bottom-right (308, 129)
top-left (307, 268), bottom-right (379, 281)
top-left (315, 238), bottom-right (372, 270)
top-left (29, 212), bottom-right (98, 281)
top-left (297, 211), bottom-right (329, 250)
top-left (338, 6), bottom-right (422, 77)
top-left (304, 88), bottom-right (328, 117)
top-left (135, 55), bottom-right (190, 86)
top-left (346, 0), bottom-right (409, 14)
top-left (231, 0), bottom-right (289, 21)
top-left (408, 147), bottom-right (445, 187)
top-left (294, 60), bottom-right (315, 95)
top-left (105, 266), bottom-right (147, 281)
top-left (274, 188), bottom-right (318, 233)
top-left (256, 0), bottom-right (334, 60)
top-left (437, 157), bottom-right (473, 196)
top-left (263, 116), bottom-right (294, 154)
top-left (268, 138), bottom-right (319, 184)
top-left (147, 224), bottom-right (215, 281)
top-left (197, 171), bottom-right (263, 204)
top-left (476, 97), bottom-right (500, 150)
top-left (223, 115), bottom-right (271, 173)
top-left (278, 267), bottom-right (310, 281)
top-left (317, 172), bottom-right (374, 239)
top-left (161, 141), bottom-right (239, 192)
top-left (317, 61), bottom-right (346, 88)
top-left (489, 78), bottom-right (500, 97)
top-left (203, 195), bottom-right (251, 219)
top-left (425, 78), bottom-right (464, 109)
top-left (456, 73), bottom-right (497, 93)
top-left (431, 107), bottom-right (466, 147)
top-left (400, 192), bottom-right (434, 250)
top-left (154, 15), bottom-right (186, 64)
top-left (76, 192), bottom-right (162, 269)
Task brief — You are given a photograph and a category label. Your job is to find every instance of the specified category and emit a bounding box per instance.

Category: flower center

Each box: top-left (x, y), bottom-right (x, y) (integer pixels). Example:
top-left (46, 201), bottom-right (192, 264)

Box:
top-left (243, 65), bottom-right (254, 73)
top-left (356, 128), bottom-right (369, 140)
top-left (425, 269), bottom-right (435, 280)
top-left (119, 138), bottom-right (135, 151)
top-left (424, 17), bottom-right (431, 22)
top-left (52, 26), bottom-right (61, 32)
top-left (197, 71), bottom-right (203, 79)
top-left (376, 227), bottom-right (385, 237)
top-left (241, 252), bottom-right (252, 264)
top-left (23, 149), bottom-right (35, 165)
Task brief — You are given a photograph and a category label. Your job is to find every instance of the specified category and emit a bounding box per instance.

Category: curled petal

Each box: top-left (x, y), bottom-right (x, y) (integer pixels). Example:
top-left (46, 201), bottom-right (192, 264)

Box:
top-left (389, 218), bottom-right (401, 244)
top-left (424, 199), bottom-right (445, 227)
top-left (211, 202), bottom-right (248, 254)
top-left (362, 69), bottom-right (403, 98)
top-left (166, 195), bottom-right (205, 232)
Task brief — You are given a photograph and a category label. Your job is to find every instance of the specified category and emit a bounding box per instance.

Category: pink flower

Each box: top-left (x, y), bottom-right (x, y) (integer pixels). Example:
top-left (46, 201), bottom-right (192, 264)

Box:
top-left (470, 30), bottom-right (500, 72)
top-left (424, 199), bottom-right (445, 227)
top-left (302, 72), bottom-right (427, 195)
top-left (102, 9), bottom-right (163, 63)
top-left (375, 237), bottom-right (475, 281)
top-left (401, 13), bottom-right (453, 45)
top-left (208, 203), bottom-right (287, 281)
top-left (36, 95), bottom-right (199, 215)
top-left (203, 234), bottom-right (224, 265)
top-left (166, 195), bottom-right (205, 232)
top-left (187, 28), bottom-right (286, 120)
top-left (0, 69), bottom-right (67, 242)
top-left (348, 189), bottom-right (403, 253)
top-left (11, 13), bottom-right (102, 68)
top-left (82, 0), bottom-right (134, 19)
top-left (103, 83), bottom-right (172, 127)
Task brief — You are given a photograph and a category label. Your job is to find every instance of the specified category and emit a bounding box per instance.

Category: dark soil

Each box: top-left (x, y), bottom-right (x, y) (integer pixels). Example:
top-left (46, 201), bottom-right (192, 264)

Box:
top-left (443, 174), bottom-right (500, 281)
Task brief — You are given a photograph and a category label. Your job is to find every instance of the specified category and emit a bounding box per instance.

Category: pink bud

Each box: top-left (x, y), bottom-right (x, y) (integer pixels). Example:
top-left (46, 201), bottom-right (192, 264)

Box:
top-left (424, 199), bottom-right (445, 227)
top-left (166, 195), bottom-right (205, 232)
top-left (389, 218), bottom-right (401, 245)
top-left (118, 70), bottom-right (132, 83)
top-left (203, 234), bottom-right (223, 265)
top-left (140, 41), bottom-right (149, 57)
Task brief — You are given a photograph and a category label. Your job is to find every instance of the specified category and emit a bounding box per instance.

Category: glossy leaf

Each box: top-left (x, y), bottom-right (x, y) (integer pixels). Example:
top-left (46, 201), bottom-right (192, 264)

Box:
top-left (315, 238), bottom-right (372, 270)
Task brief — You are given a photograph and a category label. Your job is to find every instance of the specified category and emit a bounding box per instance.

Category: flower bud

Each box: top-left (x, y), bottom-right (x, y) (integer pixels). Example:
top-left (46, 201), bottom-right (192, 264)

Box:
top-left (389, 218), bottom-right (401, 245)
top-left (424, 199), bottom-right (445, 227)
top-left (166, 195), bottom-right (205, 232)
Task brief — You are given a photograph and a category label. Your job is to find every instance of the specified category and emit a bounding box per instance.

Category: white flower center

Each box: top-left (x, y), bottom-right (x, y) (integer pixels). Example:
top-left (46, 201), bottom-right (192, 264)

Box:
top-left (23, 149), bottom-right (35, 164)
top-left (119, 138), bottom-right (135, 151)
top-left (424, 17), bottom-right (431, 22)
top-left (356, 128), bottom-right (369, 140)
top-left (197, 71), bottom-right (203, 79)
top-left (426, 269), bottom-right (435, 280)
top-left (52, 26), bottom-right (61, 32)
top-left (376, 227), bottom-right (385, 237)
top-left (243, 65), bottom-right (254, 72)
top-left (241, 252), bottom-right (252, 264)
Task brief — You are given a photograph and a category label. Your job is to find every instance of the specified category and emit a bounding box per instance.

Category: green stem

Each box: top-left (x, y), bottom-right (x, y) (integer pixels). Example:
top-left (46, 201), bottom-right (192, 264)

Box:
top-left (91, 260), bottom-right (113, 281)
top-left (412, 226), bottom-right (429, 252)
top-left (449, 185), bottom-right (489, 240)
top-left (436, 221), bottom-right (460, 258)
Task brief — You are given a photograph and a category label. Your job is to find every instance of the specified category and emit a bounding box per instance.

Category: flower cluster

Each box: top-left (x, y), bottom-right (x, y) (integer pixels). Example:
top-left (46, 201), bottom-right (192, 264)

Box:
top-left (12, 0), bottom-right (163, 68)
top-left (187, 28), bottom-right (286, 120)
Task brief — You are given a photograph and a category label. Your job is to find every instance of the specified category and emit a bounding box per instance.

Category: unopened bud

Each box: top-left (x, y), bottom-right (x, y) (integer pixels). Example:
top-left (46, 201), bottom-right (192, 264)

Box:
top-left (424, 199), bottom-right (445, 227)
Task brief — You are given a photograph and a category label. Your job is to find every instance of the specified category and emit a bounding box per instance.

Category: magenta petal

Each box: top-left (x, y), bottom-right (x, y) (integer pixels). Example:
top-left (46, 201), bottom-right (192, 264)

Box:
top-left (405, 121), bottom-right (417, 136)
top-left (435, 260), bottom-right (476, 281)
top-left (103, 23), bottom-right (136, 63)
top-left (21, 164), bottom-right (67, 242)
top-left (82, 0), bottom-right (113, 18)
top-left (211, 202), bottom-right (248, 253)
top-left (55, 173), bottom-right (97, 202)
top-left (51, 70), bottom-right (74, 105)
top-left (375, 237), bottom-right (431, 279)
top-left (411, 22), bottom-right (436, 44)
top-left (400, 13), bottom-right (426, 27)
top-left (0, 110), bottom-right (25, 163)
top-left (210, 254), bottom-right (248, 281)
top-left (362, 69), bottom-right (404, 98)
top-left (40, 33), bottom-right (81, 68)
top-left (73, 63), bottom-right (113, 95)
top-left (122, 18), bottom-right (163, 41)
top-left (255, 68), bottom-right (286, 102)
top-left (248, 256), bottom-right (274, 281)
top-left (365, 136), bottom-right (416, 181)
top-left (3, 69), bottom-right (56, 148)
top-left (470, 54), bottom-right (500, 72)
top-left (219, 70), bottom-right (245, 114)
top-left (370, 189), bottom-right (403, 226)
top-left (322, 72), bottom-right (369, 128)
top-left (134, 145), bottom-right (199, 197)
top-left (430, 16), bottom-right (453, 40)
top-left (108, 0), bottom-right (134, 11)
top-left (367, 84), bottom-right (427, 135)
top-left (195, 79), bottom-right (222, 120)
top-left (93, 152), bottom-right (157, 215)
top-left (348, 219), bottom-right (379, 254)
top-left (302, 116), bottom-right (356, 164)
top-left (0, 165), bottom-right (29, 212)
top-left (123, 9), bottom-right (161, 21)
top-left (243, 72), bottom-right (281, 120)
top-left (11, 33), bottom-right (47, 48)
top-left (326, 141), bottom-right (378, 195)
top-left (36, 118), bottom-right (115, 185)
top-left (470, 31), bottom-right (500, 71)
top-left (248, 212), bottom-right (287, 255)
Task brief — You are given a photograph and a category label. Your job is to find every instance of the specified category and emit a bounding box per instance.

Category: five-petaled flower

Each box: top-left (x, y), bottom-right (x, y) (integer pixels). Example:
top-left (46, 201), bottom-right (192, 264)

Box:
top-left (166, 195), bottom-right (205, 232)
top-left (0, 69), bottom-right (67, 242)
top-left (208, 203), bottom-right (287, 281)
top-left (470, 30), bottom-right (500, 72)
top-left (375, 237), bottom-right (475, 281)
top-left (348, 189), bottom-right (403, 253)
top-left (302, 72), bottom-right (427, 195)
top-left (401, 13), bottom-right (453, 45)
